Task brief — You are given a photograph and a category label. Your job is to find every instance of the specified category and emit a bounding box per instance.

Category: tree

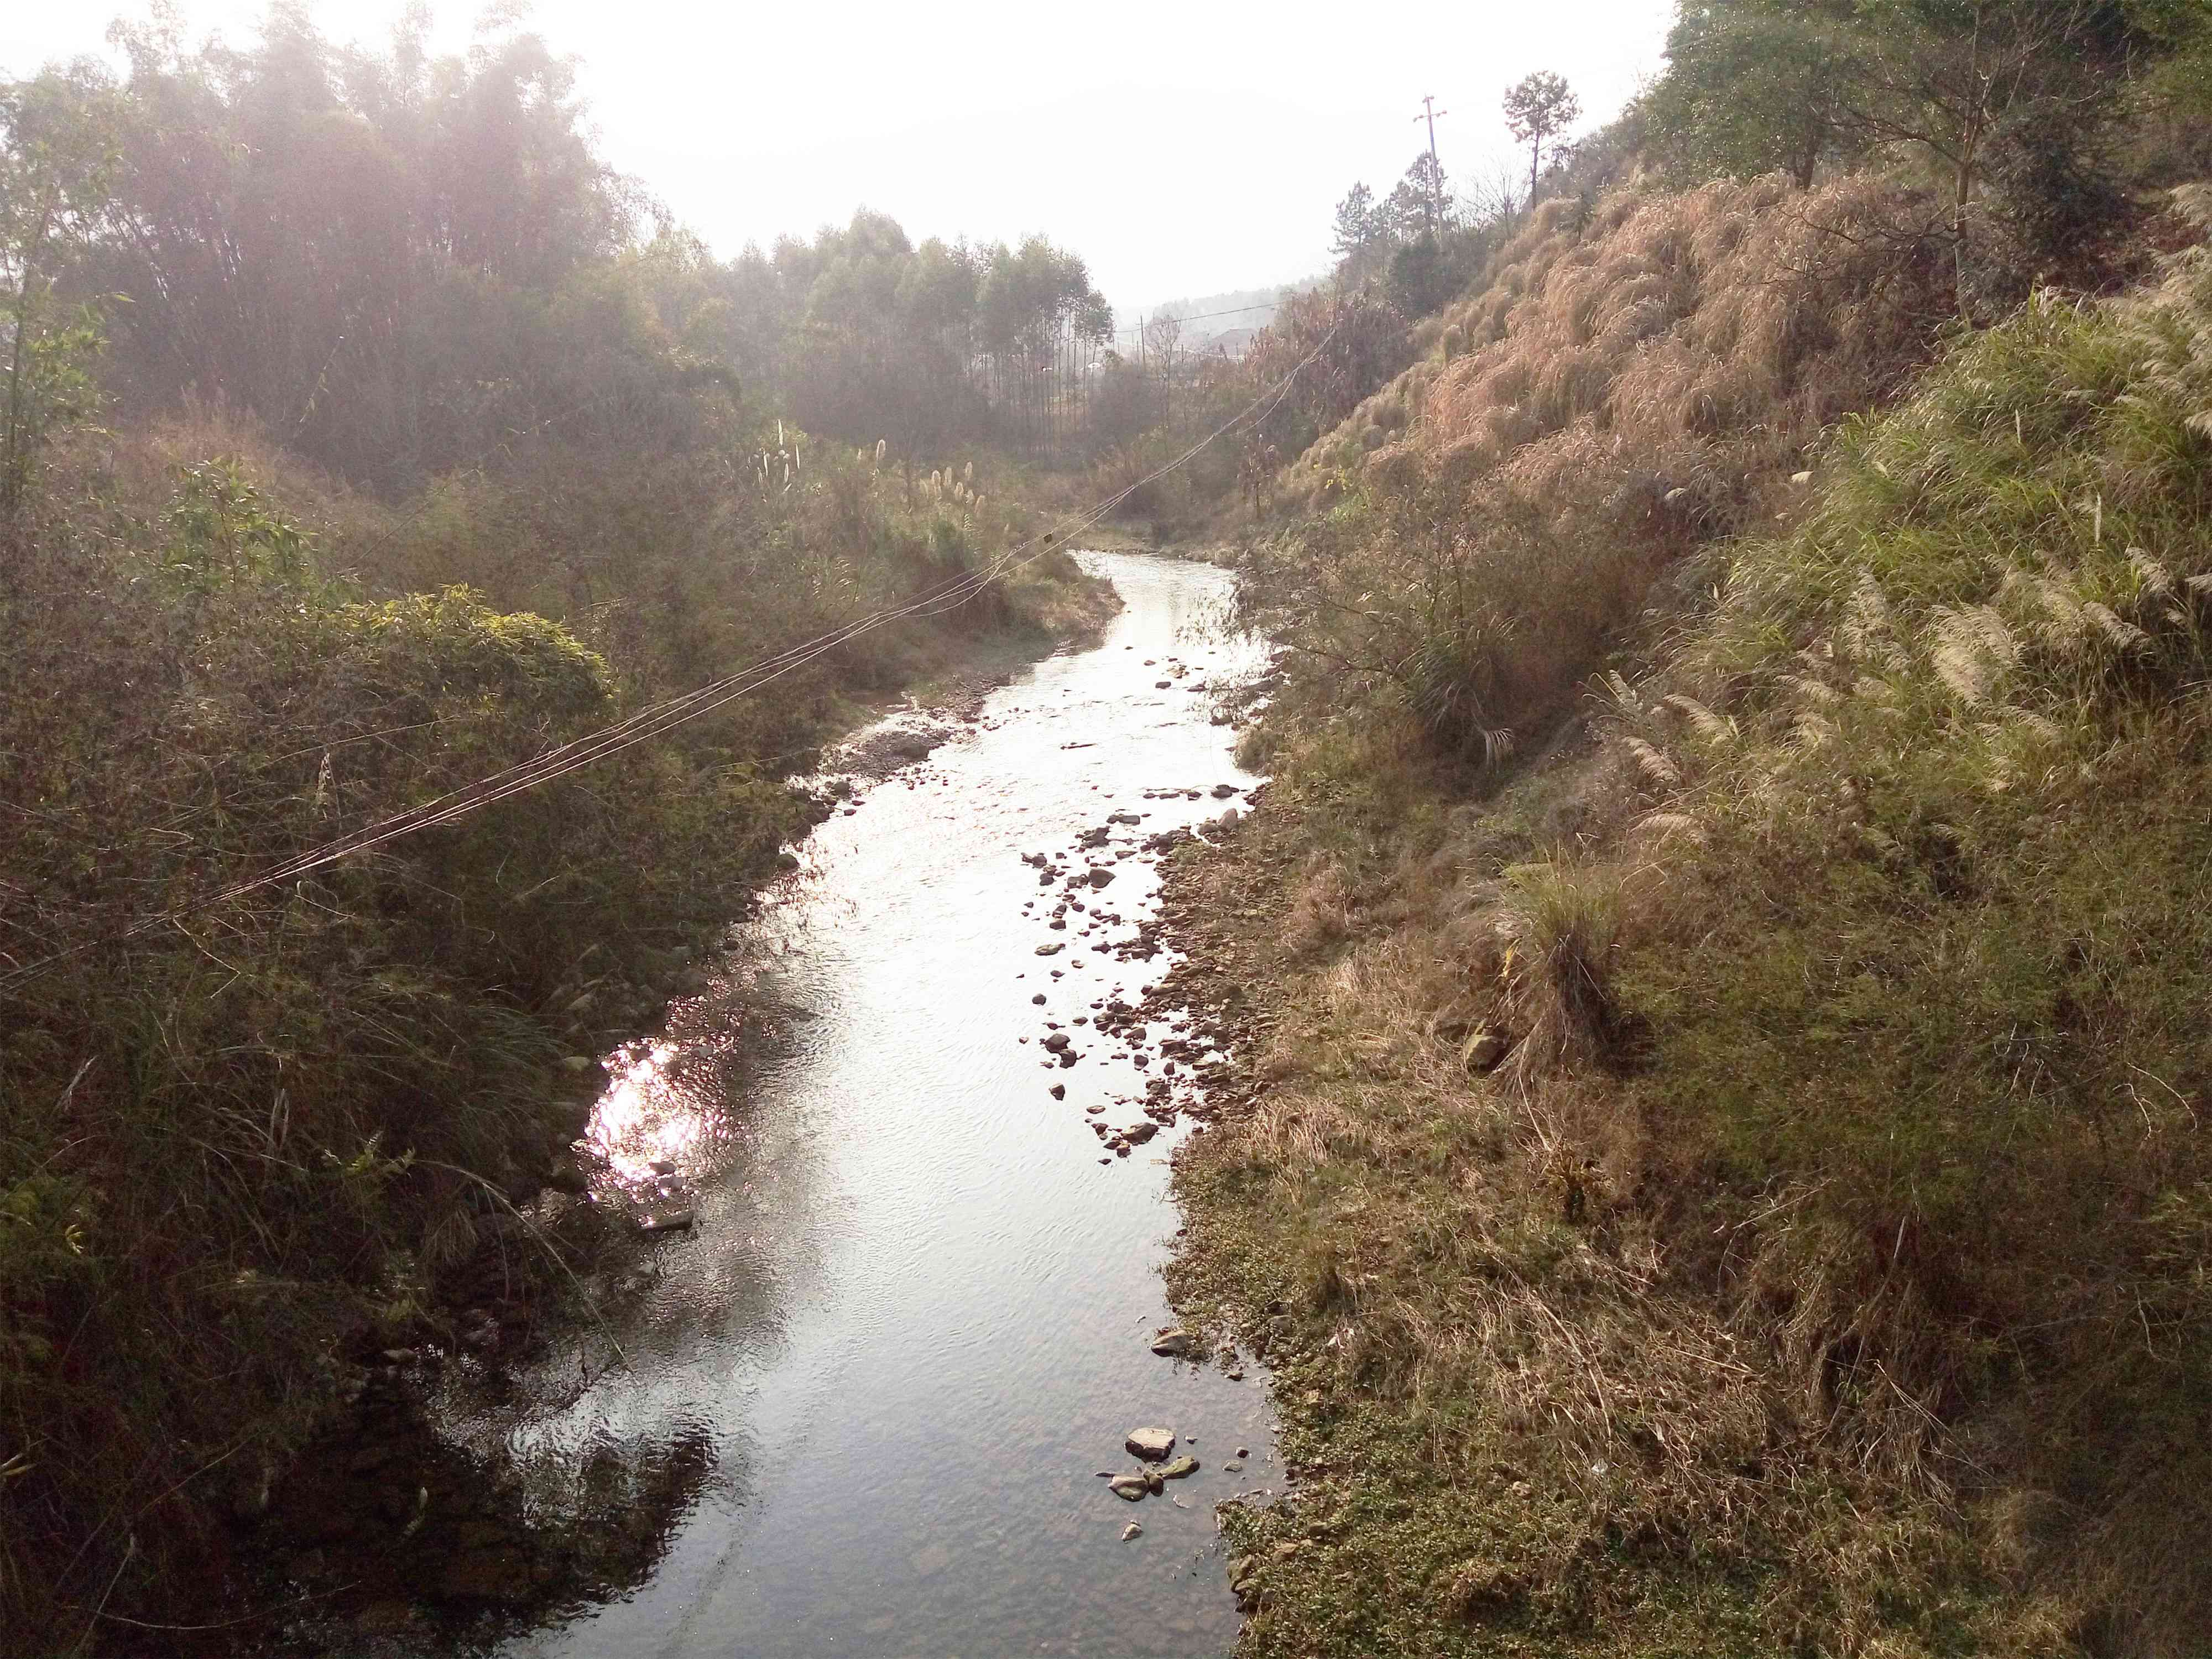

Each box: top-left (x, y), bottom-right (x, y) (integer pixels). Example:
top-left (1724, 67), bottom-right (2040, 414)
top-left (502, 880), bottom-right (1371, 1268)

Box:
top-left (1243, 289), bottom-right (1413, 459)
top-left (1647, 2), bottom-right (1861, 186)
top-left (1385, 150), bottom-right (1452, 238)
top-left (1839, 0), bottom-right (2119, 212)
top-left (1648, 0), bottom-right (2126, 208)
top-left (1143, 310), bottom-right (1183, 423)
top-left (1503, 70), bottom-right (1582, 201)
top-left (1386, 231), bottom-right (1453, 318)
top-left (1330, 181), bottom-right (1389, 278)
top-left (1, 71), bottom-right (116, 527)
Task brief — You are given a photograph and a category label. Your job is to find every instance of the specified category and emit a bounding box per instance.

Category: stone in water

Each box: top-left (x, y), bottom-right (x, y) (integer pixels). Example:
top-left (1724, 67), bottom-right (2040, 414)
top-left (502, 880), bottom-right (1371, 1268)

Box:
top-left (1125, 1426), bottom-right (1177, 1460)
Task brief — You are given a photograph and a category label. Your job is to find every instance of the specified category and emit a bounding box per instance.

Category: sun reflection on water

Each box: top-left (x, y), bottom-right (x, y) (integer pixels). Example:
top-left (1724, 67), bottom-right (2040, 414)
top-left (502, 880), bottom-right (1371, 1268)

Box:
top-left (588, 1041), bottom-right (707, 1180)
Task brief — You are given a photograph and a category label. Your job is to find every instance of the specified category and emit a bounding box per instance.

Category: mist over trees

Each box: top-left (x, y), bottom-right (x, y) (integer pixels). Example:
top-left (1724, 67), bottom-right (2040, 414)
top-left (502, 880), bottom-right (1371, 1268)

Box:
top-left (6, 4), bottom-right (1120, 499)
top-left (729, 215), bottom-right (1115, 463)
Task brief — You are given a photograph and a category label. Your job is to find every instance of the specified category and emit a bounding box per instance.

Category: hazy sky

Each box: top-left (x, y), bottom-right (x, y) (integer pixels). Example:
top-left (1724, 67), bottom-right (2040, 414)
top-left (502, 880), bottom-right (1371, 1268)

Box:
top-left (4, 1), bottom-right (1678, 324)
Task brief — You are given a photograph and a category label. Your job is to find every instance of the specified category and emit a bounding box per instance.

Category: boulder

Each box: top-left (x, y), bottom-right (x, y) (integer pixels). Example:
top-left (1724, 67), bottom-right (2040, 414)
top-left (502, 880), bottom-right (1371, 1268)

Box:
top-left (1125, 1426), bottom-right (1177, 1460)
top-left (1149, 1327), bottom-right (1193, 1357)
top-left (1107, 1473), bottom-right (1149, 1501)
top-left (1158, 1455), bottom-right (1199, 1479)
top-left (1462, 1027), bottom-right (1512, 1073)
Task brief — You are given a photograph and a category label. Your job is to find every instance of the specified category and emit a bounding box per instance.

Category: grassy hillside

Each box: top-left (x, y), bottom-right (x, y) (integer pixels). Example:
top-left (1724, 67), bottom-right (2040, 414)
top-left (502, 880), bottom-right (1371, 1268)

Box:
top-left (1168, 182), bottom-right (2212, 1655)
top-left (1246, 175), bottom-right (1955, 767)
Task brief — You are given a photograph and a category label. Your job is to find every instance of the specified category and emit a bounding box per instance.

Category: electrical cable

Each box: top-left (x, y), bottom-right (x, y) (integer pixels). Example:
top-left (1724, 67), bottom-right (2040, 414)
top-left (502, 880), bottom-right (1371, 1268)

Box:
top-left (0, 320), bottom-right (1337, 994)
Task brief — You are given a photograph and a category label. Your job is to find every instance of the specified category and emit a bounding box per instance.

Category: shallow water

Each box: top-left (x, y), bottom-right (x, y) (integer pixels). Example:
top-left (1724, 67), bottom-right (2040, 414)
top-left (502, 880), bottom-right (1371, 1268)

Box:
top-left (471, 553), bottom-right (1277, 1659)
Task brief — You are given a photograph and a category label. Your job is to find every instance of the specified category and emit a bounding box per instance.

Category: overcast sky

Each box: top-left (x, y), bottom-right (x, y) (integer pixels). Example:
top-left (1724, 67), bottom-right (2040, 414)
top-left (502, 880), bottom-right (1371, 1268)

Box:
top-left (5, 1), bottom-right (1677, 323)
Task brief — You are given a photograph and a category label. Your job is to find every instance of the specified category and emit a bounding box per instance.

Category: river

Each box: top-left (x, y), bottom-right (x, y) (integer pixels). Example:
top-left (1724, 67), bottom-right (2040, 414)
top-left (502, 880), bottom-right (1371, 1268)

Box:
top-left (437, 552), bottom-right (1273, 1658)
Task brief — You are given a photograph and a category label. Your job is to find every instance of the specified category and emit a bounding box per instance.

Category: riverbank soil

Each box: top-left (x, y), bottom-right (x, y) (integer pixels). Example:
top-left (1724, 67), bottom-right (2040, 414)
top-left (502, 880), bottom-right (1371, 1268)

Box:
top-left (1157, 768), bottom-right (1789, 1656)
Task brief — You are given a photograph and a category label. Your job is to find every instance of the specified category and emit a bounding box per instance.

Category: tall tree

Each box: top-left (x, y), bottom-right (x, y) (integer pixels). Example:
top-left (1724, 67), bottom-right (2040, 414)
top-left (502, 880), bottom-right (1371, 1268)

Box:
top-left (1386, 150), bottom-right (1452, 238)
top-left (1330, 181), bottom-right (1389, 278)
top-left (1648, 2), bottom-right (1860, 186)
top-left (1503, 70), bottom-right (1582, 200)
top-left (1143, 310), bottom-right (1183, 423)
top-left (0, 70), bottom-right (116, 525)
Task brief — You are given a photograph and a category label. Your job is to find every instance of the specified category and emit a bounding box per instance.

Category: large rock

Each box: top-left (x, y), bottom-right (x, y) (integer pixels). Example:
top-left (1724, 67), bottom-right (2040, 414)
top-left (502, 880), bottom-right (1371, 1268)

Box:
top-left (1148, 1326), bottom-right (1192, 1357)
top-left (1125, 1426), bottom-right (1177, 1460)
top-left (1158, 1454), bottom-right (1199, 1479)
top-left (1107, 1473), bottom-right (1150, 1501)
top-left (1462, 1027), bottom-right (1512, 1074)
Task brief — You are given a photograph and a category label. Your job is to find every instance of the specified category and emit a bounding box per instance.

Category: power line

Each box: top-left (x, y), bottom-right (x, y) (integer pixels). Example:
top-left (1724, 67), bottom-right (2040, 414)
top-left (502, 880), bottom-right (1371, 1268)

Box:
top-left (0, 319), bottom-right (1340, 994)
top-left (1113, 298), bottom-right (1296, 346)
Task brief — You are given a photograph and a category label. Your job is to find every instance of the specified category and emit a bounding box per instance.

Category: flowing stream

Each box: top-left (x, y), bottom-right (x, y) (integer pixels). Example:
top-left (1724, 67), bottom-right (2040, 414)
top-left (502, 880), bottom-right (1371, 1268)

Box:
top-left (456, 553), bottom-right (1274, 1658)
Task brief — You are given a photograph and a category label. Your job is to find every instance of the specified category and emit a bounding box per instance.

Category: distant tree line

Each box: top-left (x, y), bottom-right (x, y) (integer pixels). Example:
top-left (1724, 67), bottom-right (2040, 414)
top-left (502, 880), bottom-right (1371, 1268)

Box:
top-left (716, 213), bottom-right (1116, 466)
top-left (3, 4), bottom-right (1123, 498)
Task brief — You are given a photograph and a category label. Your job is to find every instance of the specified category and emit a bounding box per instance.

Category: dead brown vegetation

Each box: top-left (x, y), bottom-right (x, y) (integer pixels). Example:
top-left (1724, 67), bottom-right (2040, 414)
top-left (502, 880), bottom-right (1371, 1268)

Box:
top-left (1247, 178), bottom-right (1954, 773)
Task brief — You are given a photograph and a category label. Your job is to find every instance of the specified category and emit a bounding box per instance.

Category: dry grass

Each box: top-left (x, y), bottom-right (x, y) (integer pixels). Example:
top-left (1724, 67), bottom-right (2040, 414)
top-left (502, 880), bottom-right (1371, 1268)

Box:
top-left (1174, 187), bottom-right (2212, 1658)
top-left (1293, 175), bottom-right (1947, 518)
top-left (1246, 176), bottom-right (1954, 774)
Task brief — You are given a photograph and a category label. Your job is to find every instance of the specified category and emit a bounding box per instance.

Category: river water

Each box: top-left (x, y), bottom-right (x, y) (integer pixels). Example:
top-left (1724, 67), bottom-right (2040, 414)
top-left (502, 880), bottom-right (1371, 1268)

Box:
top-left (461, 553), bottom-right (1274, 1658)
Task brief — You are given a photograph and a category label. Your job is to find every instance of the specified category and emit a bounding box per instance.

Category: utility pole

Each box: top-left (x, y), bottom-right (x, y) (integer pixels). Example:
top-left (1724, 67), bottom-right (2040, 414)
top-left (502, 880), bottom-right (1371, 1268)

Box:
top-left (1413, 94), bottom-right (1448, 233)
